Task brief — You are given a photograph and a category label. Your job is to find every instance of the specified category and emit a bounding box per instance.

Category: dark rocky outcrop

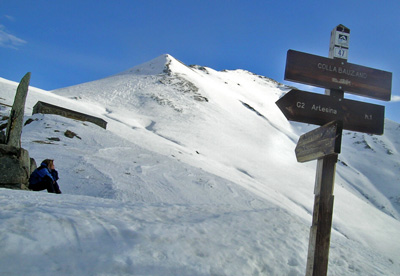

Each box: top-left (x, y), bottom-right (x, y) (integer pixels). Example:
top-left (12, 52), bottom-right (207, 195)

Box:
top-left (0, 144), bottom-right (36, 190)
top-left (0, 72), bottom-right (36, 190)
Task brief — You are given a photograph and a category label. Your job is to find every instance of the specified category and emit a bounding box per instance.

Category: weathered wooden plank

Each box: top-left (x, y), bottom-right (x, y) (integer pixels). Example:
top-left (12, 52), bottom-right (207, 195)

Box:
top-left (295, 121), bottom-right (342, 163)
top-left (306, 155), bottom-right (337, 276)
top-left (32, 101), bottom-right (108, 129)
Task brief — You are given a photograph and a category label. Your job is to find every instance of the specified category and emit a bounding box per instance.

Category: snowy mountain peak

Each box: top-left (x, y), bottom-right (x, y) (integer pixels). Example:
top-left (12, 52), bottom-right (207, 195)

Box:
top-left (1, 54), bottom-right (400, 275)
top-left (117, 54), bottom-right (189, 76)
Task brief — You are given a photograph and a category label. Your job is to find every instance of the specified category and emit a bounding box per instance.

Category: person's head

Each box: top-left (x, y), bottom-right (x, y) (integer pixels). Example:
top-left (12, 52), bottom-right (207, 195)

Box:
top-left (41, 159), bottom-right (54, 169)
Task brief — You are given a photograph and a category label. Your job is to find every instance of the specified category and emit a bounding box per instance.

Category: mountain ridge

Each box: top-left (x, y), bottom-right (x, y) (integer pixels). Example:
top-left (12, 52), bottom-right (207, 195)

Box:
top-left (116, 54), bottom-right (182, 76)
top-left (0, 54), bottom-right (400, 275)
top-left (43, 54), bottom-right (400, 220)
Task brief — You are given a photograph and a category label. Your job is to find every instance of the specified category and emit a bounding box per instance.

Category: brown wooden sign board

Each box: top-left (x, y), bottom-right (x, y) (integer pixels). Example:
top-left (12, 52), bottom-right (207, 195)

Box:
top-left (295, 121), bottom-right (342, 163)
top-left (285, 50), bottom-right (392, 101)
top-left (276, 89), bottom-right (385, 135)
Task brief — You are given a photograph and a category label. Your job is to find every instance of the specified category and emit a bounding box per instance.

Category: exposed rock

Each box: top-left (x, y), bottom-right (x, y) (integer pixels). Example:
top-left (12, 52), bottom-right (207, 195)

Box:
top-left (5, 72), bottom-right (31, 148)
top-left (0, 130), bottom-right (5, 144)
top-left (0, 73), bottom-right (36, 190)
top-left (64, 130), bottom-right (81, 139)
top-left (32, 140), bottom-right (54, 144)
top-left (24, 118), bottom-right (36, 126)
top-left (0, 144), bottom-right (36, 190)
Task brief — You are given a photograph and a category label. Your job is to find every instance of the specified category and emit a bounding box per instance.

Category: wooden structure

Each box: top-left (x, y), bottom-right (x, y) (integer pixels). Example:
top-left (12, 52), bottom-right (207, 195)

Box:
top-left (33, 101), bottom-right (107, 129)
top-left (276, 24), bottom-right (392, 276)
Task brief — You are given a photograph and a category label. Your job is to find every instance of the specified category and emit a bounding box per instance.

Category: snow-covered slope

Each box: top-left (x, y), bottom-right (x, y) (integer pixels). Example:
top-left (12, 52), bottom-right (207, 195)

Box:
top-left (0, 54), bottom-right (399, 275)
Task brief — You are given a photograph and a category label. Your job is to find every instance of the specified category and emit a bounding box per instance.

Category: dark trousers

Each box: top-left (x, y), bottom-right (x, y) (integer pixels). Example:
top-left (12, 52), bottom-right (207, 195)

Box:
top-left (29, 177), bottom-right (56, 193)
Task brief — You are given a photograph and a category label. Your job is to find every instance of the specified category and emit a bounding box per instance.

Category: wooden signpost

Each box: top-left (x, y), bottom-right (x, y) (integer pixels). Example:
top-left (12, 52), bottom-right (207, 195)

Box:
top-left (276, 24), bottom-right (392, 276)
top-left (276, 89), bottom-right (385, 135)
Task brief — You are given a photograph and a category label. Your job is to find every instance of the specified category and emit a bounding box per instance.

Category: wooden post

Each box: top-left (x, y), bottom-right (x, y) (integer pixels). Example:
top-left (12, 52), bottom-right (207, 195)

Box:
top-left (279, 23), bottom-right (390, 273)
top-left (305, 149), bottom-right (340, 276)
top-left (305, 25), bottom-right (349, 276)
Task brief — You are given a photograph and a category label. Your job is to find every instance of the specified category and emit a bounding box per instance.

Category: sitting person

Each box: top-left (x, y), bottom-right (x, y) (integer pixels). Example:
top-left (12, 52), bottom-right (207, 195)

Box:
top-left (29, 159), bottom-right (62, 194)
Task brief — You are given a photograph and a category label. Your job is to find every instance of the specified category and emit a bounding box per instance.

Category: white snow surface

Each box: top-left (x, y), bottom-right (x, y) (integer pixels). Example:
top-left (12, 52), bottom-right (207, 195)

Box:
top-left (0, 54), bottom-right (399, 275)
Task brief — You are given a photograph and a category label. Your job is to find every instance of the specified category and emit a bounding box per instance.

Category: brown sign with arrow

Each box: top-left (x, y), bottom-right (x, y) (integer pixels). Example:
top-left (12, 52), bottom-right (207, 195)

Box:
top-left (276, 89), bottom-right (385, 135)
top-left (285, 50), bottom-right (392, 101)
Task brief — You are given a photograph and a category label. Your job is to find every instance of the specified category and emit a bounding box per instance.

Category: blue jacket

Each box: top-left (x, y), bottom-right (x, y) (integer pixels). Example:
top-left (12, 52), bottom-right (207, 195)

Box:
top-left (29, 162), bottom-right (54, 185)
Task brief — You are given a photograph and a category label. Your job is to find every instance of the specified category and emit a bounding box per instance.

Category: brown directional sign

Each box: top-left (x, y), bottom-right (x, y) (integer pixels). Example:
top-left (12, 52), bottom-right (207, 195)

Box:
top-left (295, 121), bottom-right (342, 163)
top-left (276, 89), bottom-right (385, 135)
top-left (285, 50), bottom-right (392, 101)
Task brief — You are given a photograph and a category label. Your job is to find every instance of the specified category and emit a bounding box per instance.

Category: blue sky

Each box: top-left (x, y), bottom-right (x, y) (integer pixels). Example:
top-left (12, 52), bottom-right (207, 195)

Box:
top-left (1, 0), bottom-right (399, 122)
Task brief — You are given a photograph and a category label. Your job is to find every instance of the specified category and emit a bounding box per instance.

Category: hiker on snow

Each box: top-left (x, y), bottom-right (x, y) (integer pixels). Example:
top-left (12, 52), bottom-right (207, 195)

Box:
top-left (29, 159), bottom-right (62, 194)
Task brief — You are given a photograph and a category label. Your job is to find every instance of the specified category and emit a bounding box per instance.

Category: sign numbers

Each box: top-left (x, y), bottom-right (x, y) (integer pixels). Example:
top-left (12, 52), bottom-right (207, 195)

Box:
top-left (297, 102), bottom-right (305, 109)
top-left (333, 47), bottom-right (348, 59)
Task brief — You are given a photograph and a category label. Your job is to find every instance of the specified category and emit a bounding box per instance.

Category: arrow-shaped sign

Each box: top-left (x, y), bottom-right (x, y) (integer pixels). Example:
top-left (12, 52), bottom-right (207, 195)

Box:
top-left (276, 89), bottom-right (385, 135)
top-left (295, 121), bottom-right (342, 163)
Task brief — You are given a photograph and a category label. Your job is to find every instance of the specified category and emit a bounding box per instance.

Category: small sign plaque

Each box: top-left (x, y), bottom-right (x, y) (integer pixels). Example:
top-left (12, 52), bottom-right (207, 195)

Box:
top-left (335, 32), bottom-right (350, 48)
top-left (333, 47), bottom-right (348, 59)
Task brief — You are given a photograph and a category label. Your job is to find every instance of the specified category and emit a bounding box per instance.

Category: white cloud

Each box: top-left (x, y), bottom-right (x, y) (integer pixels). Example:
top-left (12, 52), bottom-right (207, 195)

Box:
top-left (391, 95), bottom-right (400, 102)
top-left (0, 24), bottom-right (27, 49)
top-left (4, 15), bottom-right (15, 22)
